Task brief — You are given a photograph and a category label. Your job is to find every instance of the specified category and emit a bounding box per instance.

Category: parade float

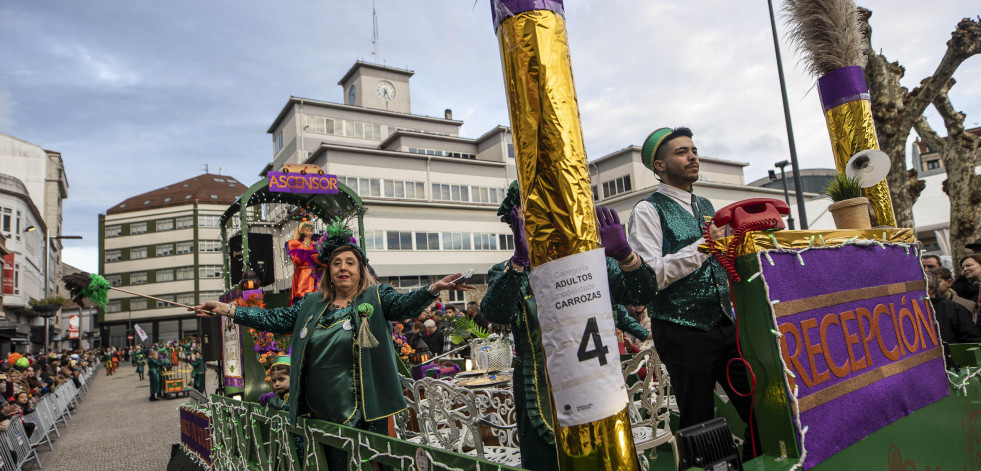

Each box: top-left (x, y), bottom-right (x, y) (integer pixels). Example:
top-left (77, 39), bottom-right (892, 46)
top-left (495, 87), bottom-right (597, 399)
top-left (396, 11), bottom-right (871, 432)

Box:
top-left (169, 1), bottom-right (981, 469)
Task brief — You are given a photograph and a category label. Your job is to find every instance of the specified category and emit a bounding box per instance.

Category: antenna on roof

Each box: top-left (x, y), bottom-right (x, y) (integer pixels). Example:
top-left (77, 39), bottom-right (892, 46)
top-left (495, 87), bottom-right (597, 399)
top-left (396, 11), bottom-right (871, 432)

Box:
top-left (371, 0), bottom-right (379, 62)
top-left (218, 162), bottom-right (223, 175)
top-left (202, 163), bottom-right (209, 174)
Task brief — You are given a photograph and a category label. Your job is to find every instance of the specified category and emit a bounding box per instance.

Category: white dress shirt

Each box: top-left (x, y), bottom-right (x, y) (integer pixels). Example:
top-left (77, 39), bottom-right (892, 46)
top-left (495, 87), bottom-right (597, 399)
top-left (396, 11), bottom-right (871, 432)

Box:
top-left (627, 184), bottom-right (710, 290)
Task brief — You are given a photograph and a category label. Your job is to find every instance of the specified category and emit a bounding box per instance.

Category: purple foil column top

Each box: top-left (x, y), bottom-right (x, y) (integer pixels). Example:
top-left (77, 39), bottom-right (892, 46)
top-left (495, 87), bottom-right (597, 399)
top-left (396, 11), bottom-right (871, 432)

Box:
top-left (491, 0), bottom-right (565, 30)
top-left (817, 65), bottom-right (871, 112)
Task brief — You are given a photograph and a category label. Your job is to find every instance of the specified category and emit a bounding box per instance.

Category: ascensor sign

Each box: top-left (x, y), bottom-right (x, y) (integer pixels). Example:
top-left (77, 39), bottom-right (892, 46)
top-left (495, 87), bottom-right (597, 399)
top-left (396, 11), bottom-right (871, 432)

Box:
top-left (267, 171), bottom-right (339, 194)
top-left (760, 243), bottom-right (948, 468)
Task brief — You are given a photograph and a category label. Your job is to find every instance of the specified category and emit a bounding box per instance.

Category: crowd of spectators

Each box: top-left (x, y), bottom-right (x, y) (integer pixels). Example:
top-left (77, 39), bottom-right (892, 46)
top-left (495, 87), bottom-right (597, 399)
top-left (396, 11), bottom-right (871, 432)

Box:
top-left (0, 349), bottom-right (96, 436)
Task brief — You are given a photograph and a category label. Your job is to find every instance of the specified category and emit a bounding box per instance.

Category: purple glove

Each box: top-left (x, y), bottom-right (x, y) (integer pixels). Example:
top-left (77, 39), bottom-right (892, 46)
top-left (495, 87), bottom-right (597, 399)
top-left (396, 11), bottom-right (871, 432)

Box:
top-left (597, 206), bottom-right (632, 261)
top-left (510, 206), bottom-right (530, 267)
top-left (258, 391), bottom-right (276, 407)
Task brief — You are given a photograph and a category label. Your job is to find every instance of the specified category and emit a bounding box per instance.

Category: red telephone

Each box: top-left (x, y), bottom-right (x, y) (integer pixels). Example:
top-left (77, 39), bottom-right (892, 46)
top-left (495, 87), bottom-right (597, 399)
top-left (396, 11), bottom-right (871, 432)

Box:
top-left (712, 198), bottom-right (790, 232)
top-left (705, 198), bottom-right (791, 283)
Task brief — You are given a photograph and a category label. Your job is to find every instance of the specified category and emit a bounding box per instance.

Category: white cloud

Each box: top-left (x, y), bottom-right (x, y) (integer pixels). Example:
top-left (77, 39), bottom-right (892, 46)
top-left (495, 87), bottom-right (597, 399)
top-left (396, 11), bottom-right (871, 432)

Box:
top-left (61, 245), bottom-right (99, 274)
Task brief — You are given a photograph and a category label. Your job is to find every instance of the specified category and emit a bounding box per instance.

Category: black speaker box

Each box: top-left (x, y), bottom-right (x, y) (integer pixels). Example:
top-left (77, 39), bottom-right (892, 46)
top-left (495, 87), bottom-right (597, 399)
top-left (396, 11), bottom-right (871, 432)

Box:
top-left (229, 232), bottom-right (276, 287)
top-left (675, 417), bottom-right (742, 471)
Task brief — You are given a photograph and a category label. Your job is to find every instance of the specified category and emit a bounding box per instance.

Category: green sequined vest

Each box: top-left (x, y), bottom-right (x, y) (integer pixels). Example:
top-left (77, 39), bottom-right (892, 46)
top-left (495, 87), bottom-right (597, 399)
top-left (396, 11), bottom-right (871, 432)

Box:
top-left (646, 192), bottom-right (732, 331)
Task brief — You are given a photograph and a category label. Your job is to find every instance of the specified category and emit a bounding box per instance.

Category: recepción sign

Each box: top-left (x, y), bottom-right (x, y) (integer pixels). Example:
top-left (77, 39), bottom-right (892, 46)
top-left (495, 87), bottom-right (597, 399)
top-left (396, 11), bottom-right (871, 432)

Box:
top-left (268, 171), bottom-right (339, 194)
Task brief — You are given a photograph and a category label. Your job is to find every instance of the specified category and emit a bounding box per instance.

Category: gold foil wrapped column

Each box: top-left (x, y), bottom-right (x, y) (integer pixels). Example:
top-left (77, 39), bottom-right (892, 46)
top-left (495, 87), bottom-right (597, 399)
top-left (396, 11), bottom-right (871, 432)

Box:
top-left (818, 65), bottom-right (896, 227)
top-left (492, 1), bottom-right (639, 469)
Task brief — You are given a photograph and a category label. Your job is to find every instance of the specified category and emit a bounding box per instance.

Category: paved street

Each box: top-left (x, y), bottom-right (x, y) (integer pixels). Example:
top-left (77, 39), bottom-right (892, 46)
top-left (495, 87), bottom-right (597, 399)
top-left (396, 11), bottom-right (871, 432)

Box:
top-left (33, 362), bottom-right (216, 471)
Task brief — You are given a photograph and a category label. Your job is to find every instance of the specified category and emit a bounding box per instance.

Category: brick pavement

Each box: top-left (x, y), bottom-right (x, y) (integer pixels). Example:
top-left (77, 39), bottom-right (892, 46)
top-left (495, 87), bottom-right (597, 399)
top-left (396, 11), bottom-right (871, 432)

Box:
top-left (34, 361), bottom-right (216, 471)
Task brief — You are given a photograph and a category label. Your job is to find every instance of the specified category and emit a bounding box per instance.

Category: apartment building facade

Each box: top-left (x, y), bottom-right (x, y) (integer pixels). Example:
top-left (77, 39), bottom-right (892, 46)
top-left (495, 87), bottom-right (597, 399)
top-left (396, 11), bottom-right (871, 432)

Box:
top-left (98, 174), bottom-right (246, 347)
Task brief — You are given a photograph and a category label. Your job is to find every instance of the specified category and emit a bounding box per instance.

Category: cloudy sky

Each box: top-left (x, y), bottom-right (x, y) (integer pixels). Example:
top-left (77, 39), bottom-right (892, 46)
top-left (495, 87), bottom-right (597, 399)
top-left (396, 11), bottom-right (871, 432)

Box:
top-left (1, 1), bottom-right (978, 273)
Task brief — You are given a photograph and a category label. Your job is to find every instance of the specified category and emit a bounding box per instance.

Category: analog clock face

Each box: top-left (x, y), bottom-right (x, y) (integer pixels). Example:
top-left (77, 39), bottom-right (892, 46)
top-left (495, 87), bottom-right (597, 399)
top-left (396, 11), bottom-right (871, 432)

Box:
top-left (376, 80), bottom-right (396, 101)
top-left (348, 85), bottom-right (357, 105)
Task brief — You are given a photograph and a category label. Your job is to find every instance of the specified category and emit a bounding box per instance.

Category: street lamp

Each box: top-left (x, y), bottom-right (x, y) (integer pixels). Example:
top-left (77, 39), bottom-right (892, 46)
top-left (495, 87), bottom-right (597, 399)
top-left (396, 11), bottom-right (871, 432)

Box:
top-left (770, 161), bottom-right (796, 230)
top-left (24, 225), bottom-right (82, 352)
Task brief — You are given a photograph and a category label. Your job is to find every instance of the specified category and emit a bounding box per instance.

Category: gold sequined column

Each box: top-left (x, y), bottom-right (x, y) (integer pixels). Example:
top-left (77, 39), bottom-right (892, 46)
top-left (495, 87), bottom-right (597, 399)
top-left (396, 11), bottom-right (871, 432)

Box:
top-left (491, 1), bottom-right (639, 469)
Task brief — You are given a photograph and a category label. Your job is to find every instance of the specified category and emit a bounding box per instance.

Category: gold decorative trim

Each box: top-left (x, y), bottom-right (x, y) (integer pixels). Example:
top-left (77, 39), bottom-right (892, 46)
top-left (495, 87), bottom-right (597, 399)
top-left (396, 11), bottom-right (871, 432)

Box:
top-left (797, 347), bottom-right (942, 413)
top-left (774, 280), bottom-right (926, 318)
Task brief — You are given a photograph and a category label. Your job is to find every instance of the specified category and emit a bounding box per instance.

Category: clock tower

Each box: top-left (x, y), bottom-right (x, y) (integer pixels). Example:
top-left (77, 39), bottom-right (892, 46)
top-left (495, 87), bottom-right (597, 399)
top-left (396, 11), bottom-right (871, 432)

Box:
top-left (338, 61), bottom-right (413, 113)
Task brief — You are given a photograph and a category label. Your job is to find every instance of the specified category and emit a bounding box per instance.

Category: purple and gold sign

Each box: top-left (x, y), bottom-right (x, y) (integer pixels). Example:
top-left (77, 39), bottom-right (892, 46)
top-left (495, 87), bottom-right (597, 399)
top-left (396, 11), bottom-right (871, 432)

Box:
top-left (180, 406), bottom-right (212, 464)
top-left (267, 171), bottom-right (339, 194)
top-left (760, 243), bottom-right (948, 468)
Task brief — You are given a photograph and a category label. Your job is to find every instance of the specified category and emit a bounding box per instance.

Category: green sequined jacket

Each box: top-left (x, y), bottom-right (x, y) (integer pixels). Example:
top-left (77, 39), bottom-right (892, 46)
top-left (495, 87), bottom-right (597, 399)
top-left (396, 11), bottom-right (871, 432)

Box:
top-left (234, 284), bottom-right (437, 425)
top-left (481, 257), bottom-right (657, 443)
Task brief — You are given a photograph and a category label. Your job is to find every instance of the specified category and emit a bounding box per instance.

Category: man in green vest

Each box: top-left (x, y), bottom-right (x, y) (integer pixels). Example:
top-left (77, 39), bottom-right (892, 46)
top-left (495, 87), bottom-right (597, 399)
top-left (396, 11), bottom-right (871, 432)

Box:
top-left (627, 127), bottom-right (758, 456)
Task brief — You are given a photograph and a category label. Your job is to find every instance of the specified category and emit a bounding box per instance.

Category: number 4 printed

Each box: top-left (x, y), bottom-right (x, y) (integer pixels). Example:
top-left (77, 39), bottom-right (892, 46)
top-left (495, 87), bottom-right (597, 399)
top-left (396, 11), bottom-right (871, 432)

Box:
top-left (577, 317), bottom-right (609, 366)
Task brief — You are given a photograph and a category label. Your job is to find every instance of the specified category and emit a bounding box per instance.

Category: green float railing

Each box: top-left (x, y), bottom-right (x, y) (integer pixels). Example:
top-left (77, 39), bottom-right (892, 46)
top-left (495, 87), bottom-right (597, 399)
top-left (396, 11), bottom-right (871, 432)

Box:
top-left (208, 395), bottom-right (525, 471)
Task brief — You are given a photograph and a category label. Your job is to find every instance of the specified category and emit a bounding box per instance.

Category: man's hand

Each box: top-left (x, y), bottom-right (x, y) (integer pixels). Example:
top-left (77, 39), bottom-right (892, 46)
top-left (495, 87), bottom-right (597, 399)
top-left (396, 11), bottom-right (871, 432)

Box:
top-left (597, 206), bottom-right (633, 261)
top-left (708, 222), bottom-right (725, 241)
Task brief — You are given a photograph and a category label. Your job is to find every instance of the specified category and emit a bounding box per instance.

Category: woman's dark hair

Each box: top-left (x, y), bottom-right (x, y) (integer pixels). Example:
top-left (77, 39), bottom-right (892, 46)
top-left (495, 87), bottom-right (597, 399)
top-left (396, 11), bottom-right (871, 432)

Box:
top-left (269, 364), bottom-right (290, 375)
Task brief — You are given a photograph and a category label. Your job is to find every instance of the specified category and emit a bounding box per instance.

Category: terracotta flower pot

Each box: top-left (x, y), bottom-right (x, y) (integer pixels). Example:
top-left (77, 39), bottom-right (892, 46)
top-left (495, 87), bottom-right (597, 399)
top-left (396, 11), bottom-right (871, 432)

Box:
top-left (829, 197), bottom-right (872, 229)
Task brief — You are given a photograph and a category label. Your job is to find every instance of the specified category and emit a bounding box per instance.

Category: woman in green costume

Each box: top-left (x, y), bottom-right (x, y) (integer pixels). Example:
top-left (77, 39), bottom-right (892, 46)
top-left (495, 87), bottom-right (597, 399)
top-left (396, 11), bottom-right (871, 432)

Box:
top-left (147, 349), bottom-right (164, 401)
top-left (482, 182), bottom-right (658, 471)
top-left (190, 351), bottom-right (206, 392)
top-left (194, 222), bottom-right (472, 470)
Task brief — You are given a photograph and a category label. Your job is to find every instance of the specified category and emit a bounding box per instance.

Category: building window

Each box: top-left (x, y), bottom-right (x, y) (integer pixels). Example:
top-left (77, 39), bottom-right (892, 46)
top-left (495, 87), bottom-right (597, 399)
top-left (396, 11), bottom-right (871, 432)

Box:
top-left (130, 298), bottom-right (147, 310)
top-left (176, 267), bottom-right (195, 280)
top-left (176, 216), bottom-right (194, 229)
top-left (156, 295), bottom-right (175, 309)
top-left (446, 290), bottom-right (466, 303)
top-left (431, 183), bottom-right (470, 202)
top-left (591, 185), bottom-right (598, 201)
top-left (107, 301), bottom-right (122, 313)
top-left (199, 265), bottom-right (222, 279)
top-left (130, 247), bottom-right (147, 260)
top-left (602, 175), bottom-right (632, 198)
top-left (415, 232), bottom-right (440, 250)
top-left (305, 115), bottom-right (336, 134)
top-left (105, 274), bottom-right (122, 287)
top-left (472, 186), bottom-right (506, 204)
top-left (176, 241), bottom-right (194, 254)
top-left (12, 263), bottom-right (18, 295)
top-left (130, 222), bottom-right (148, 234)
top-left (105, 250), bottom-right (122, 263)
top-left (105, 225), bottom-right (122, 237)
top-left (177, 293), bottom-right (196, 305)
top-left (130, 272), bottom-right (147, 285)
top-left (441, 232), bottom-right (472, 250)
top-left (926, 160), bottom-right (941, 170)
top-left (507, 143), bottom-right (514, 159)
top-left (383, 180), bottom-right (426, 200)
top-left (156, 269), bottom-right (174, 282)
top-left (408, 148), bottom-right (476, 159)
top-left (361, 231), bottom-right (384, 251)
top-left (474, 233), bottom-right (498, 251)
top-left (386, 231), bottom-right (413, 251)
top-left (198, 215), bottom-right (221, 227)
top-left (156, 244), bottom-right (174, 257)
top-left (274, 131), bottom-right (283, 153)
top-left (498, 234), bottom-right (515, 251)
top-left (155, 218), bottom-right (174, 231)
top-left (199, 240), bottom-right (222, 253)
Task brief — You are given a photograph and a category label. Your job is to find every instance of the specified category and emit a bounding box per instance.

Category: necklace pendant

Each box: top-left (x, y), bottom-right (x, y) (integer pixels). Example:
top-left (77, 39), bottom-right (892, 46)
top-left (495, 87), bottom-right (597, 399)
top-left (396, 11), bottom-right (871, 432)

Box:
top-left (300, 326), bottom-right (308, 339)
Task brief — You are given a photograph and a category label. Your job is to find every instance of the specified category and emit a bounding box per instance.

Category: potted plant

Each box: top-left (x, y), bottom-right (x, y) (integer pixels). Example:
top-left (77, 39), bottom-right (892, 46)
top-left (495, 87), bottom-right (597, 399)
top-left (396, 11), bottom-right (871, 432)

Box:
top-left (28, 295), bottom-right (69, 318)
top-left (823, 173), bottom-right (871, 229)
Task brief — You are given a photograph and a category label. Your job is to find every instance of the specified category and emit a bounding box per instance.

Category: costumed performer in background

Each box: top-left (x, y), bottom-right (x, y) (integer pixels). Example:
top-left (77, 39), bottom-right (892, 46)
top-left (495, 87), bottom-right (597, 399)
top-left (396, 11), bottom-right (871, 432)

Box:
top-left (191, 350), bottom-right (206, 393)
top-left (481, 182), bottom-right (659, 471)
top-left (193, 221), bottom-right (473, 470)
top-left (288, 220), bottom-right (325, 306)
top-left (135, 350), bottom-right (145, 381)
top-left (147, 349), bottom-right (165, 401)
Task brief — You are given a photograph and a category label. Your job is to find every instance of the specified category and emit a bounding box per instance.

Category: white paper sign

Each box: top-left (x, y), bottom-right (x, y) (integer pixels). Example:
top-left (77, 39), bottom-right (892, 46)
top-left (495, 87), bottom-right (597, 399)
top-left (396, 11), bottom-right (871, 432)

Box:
top-left (221, 315), bottom-right (243, 384)
top-left (134, 323), bottom-right (148, 342)
top-left (529, 248), bottom-right (628, 427)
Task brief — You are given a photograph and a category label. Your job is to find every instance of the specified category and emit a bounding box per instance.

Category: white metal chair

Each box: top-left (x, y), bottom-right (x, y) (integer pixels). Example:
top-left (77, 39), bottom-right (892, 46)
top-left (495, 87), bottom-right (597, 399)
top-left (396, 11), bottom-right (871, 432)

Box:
top-left (622, 345), bottom-right (679, 471)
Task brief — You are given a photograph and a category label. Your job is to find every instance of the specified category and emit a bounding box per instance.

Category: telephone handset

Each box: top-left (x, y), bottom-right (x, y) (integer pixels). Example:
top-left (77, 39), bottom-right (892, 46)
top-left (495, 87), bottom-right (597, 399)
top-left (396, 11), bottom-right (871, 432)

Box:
top-left (712, 198), bottom-right (790, 232)
top-left (705, 198), bottom-right (791, 283)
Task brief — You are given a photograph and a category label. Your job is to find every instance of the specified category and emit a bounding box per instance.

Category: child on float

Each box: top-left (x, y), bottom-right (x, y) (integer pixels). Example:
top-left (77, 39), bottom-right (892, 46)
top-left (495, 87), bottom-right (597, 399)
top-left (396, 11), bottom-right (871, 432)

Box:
top-left (259, 355), bottom-right (291, 412)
